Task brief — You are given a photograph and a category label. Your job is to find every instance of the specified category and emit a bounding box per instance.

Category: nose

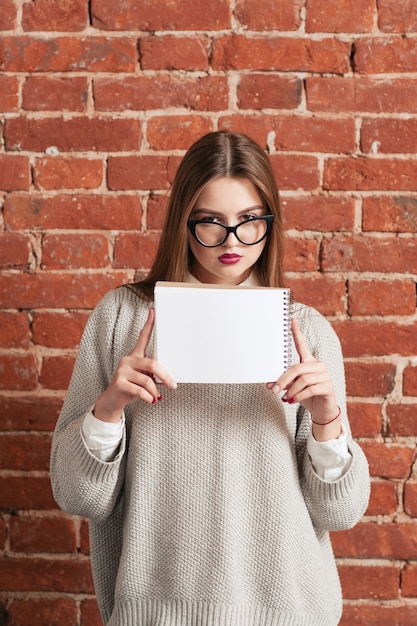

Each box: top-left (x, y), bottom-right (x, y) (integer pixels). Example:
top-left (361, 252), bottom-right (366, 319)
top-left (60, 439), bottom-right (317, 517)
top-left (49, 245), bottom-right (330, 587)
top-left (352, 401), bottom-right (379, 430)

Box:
top-left (222, 230), bottom-right (240, 247)
top-left (221, 224), bottom-right (241, 247)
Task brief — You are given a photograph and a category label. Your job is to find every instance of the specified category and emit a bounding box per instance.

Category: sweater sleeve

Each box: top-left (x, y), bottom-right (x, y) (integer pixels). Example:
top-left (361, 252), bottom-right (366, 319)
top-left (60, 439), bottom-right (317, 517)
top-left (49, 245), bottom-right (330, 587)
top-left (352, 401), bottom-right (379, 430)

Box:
top-left (295, 308), bottom-right (370, 531)
top-left (50, 289), bottom-right (129, 524)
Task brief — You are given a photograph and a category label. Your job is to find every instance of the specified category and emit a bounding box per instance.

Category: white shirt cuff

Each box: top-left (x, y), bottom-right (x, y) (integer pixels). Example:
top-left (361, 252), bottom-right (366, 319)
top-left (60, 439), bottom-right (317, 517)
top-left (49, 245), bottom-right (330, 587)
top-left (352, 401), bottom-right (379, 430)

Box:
top-left (307, 424), bottom-right (352, 481)
top-left (82, 407), bottom-right (124, 462)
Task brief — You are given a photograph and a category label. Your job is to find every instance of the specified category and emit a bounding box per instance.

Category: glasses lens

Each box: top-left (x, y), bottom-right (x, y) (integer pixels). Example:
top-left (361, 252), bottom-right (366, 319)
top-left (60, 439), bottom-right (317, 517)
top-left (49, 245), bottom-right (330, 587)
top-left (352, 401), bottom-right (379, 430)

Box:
top-left (236, 218), bottom-right (268, 244)
top-left (194, 223), bottom-right (227, 246)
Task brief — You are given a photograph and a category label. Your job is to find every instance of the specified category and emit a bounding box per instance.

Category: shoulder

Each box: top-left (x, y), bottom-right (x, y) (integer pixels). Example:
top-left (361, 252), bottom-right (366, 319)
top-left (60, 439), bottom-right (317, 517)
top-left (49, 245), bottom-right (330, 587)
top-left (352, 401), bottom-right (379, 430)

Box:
top-left (92, 285), bottom-right (152, 320)
top-left (83, 286), bottom-right (153, 350)
top-left (292, 301), bottom-right (332, 328)
top-left (292, 302), bottom-right (342, 355)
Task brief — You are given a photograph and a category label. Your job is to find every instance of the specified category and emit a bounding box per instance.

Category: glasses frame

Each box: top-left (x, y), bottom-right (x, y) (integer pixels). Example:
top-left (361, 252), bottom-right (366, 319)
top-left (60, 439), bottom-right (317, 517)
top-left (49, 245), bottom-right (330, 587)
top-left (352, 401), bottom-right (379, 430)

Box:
top-left (187, 214), bottom-right (274, 248)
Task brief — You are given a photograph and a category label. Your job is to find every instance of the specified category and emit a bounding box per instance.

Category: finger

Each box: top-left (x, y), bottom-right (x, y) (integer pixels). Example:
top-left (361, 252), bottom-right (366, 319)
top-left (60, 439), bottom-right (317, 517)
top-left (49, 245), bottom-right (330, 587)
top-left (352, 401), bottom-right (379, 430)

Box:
top-left (282, 382), bottom-right (328, 406)
top-left (130, 308), bottom-right (155, 358)
top-left (121, 380), bottom-right (158, 405)
top-left (127, 372), bottom-right (162, 404)
top-left (267, 356), bottom-right (323, 396)
top-left (135, 357), bottom-right (177, 391)
top-left (282, 369), bottom-right (329, 402)
top-left (291, 318), bottom-right (314, 364)
top-left (117, 360), bottom-right (165, 404)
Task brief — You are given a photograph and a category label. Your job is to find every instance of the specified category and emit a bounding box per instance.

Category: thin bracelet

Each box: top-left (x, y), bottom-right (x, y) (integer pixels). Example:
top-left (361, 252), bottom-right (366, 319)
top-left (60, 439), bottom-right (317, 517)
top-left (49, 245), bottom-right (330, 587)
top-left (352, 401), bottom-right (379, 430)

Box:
top-left (311, 406), bottom-right (341, 426)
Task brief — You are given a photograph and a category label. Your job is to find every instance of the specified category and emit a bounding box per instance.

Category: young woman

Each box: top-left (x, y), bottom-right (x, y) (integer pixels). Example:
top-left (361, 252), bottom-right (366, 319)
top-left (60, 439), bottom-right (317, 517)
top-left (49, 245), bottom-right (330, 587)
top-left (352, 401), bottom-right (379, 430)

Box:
top-left (51, 131), bottom-right (370, 626)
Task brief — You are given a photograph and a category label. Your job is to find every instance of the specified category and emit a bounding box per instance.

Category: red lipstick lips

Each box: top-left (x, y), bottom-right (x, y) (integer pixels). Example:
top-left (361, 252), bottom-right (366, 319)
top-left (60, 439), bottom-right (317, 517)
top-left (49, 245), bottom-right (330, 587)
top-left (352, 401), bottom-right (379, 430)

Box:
top-left (218, 253), bottom-right (241, 265)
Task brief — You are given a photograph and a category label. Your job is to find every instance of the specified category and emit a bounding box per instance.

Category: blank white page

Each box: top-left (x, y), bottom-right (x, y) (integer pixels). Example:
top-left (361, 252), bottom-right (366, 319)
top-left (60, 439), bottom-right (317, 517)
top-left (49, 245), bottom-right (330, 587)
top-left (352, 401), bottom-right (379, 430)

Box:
top-left (154, 282), bottom-right (292, 384)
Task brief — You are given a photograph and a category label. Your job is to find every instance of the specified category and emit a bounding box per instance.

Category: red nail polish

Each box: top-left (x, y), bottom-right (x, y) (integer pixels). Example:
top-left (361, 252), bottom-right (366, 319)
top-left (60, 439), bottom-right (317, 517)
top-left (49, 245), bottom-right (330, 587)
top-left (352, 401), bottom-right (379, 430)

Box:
top-left (158, 395), bottom-right (163, 401)
top-left (288, 398), bottom-right (295, 404)
top-left (152, 397), bottom-right (156, 404)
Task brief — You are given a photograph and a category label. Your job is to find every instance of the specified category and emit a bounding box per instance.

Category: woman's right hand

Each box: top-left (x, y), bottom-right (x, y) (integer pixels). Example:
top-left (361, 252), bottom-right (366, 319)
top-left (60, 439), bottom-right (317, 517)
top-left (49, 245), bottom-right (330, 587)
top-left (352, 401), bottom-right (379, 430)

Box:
top-left (93, 308), bottom-right (177, 423)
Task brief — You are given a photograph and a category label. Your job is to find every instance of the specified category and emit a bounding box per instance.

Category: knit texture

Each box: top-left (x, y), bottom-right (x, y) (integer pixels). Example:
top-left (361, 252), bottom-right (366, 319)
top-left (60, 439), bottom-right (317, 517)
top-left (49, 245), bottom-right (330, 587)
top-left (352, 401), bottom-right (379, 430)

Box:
top-left (50, 286), bottom-right (370, 626)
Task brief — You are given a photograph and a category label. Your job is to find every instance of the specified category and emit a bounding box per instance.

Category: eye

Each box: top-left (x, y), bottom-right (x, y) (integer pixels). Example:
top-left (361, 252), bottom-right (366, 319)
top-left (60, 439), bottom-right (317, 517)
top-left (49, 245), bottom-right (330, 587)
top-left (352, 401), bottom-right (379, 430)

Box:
top-left (240, 214), bottom-right (259, 222)
top-left (198, 216), bottom-right (222, 224)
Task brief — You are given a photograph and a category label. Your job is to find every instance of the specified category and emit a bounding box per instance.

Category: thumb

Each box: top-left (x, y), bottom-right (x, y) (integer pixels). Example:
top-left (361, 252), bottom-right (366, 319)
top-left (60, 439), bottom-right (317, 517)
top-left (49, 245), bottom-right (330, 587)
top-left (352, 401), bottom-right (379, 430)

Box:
top-left (291, 317), bottom-right (314, 363)
top-left (130, 307), bottom-right (155, 358)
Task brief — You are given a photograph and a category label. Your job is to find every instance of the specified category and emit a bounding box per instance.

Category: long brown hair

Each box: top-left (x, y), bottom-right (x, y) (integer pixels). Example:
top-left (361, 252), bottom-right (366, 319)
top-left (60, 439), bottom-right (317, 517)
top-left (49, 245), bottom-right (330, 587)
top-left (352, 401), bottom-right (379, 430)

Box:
top-left (137, 131), bottom-right (285, 299)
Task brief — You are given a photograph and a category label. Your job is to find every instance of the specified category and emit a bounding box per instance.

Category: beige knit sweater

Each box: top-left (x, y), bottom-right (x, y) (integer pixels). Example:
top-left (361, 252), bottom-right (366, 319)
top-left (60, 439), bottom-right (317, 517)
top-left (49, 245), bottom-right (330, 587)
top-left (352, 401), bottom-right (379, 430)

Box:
top-left (50, 285), bottom-right (370, 626)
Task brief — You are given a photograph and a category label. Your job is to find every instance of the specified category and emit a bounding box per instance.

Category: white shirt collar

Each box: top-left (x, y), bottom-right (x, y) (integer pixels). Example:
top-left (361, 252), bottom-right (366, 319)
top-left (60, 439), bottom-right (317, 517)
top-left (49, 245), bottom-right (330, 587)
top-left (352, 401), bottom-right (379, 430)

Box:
top-left (185, 272), bottom-right (258, 287)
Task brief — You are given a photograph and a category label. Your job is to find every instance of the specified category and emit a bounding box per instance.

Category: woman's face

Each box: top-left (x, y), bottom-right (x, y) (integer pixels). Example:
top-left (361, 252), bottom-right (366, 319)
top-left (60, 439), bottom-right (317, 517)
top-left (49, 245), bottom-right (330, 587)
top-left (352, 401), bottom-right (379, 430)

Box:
top-left (188, 177), bottom-right (268, 285)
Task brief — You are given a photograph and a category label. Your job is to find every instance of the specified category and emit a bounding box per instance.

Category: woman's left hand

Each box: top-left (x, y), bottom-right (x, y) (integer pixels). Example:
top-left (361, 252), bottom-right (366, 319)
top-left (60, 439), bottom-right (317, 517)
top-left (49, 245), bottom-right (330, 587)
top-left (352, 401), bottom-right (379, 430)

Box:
top-left (266, 318), bottom-right (340, 432)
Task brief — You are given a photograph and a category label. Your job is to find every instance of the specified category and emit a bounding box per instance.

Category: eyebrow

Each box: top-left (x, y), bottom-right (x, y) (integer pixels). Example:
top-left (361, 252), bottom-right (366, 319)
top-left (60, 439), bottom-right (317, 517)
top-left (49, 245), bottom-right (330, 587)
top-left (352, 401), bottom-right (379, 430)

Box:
top-left (191, 205), bottom-right (265, 218)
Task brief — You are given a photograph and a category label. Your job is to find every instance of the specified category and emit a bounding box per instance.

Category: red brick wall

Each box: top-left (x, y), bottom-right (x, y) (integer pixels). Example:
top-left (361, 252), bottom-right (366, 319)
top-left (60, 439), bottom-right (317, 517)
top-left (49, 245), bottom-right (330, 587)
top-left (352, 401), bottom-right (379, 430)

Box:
top-left (1, 1), bottom-right (417, 624)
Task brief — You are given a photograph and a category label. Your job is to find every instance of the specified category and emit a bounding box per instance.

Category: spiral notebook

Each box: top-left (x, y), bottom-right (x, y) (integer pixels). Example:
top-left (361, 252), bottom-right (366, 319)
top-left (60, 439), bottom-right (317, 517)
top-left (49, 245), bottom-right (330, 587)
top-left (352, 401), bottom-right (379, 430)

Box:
top-left (154, 281), bottom-right (292, 384)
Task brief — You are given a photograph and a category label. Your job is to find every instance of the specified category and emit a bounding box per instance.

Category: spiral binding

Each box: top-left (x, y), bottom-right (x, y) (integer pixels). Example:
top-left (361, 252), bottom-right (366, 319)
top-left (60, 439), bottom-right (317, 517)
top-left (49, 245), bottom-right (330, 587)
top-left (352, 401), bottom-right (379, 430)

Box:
top-left (282, 288), bottom-right (294, 370)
